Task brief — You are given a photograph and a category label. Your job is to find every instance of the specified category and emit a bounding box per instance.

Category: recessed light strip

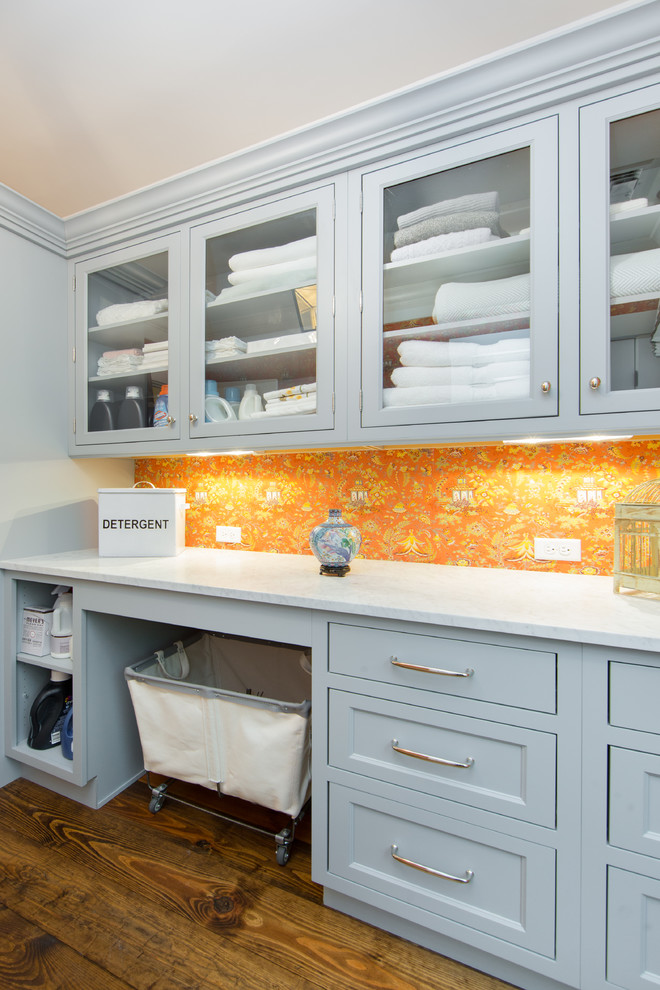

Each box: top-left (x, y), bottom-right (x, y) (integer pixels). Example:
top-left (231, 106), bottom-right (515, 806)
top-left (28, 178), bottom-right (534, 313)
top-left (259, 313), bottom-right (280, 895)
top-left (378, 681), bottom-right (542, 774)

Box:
top-left (501, 434), bottom-right (634, 445)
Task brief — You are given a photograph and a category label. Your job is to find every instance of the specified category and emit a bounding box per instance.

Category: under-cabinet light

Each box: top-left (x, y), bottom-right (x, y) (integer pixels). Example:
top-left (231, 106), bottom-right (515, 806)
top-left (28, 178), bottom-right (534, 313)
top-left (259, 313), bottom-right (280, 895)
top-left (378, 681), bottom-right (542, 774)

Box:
top-left (501, 434), bottom-right (634, 445)
top-left (189, 450), bottom-right (255, 457)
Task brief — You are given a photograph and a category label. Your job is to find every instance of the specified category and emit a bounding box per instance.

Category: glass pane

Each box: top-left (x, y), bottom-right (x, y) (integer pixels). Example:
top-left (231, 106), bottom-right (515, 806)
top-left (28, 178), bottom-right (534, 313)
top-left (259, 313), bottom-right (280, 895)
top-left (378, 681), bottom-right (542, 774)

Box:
top-left (203, 209), bottom-right (317, 425)
top-left (381, 148), bottom-right (531, 410)
top-left (86, 251), bottom-right (169, 432)
top-left (609, 108), bottom-right (660, 392)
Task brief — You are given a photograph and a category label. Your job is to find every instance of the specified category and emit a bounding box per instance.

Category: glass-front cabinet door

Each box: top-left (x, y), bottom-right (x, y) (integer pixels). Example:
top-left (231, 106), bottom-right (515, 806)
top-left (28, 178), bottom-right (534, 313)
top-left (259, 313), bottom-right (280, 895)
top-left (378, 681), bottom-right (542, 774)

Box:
top-left (189, 187), bottom-right (335, 441)
top-left (359, 118), bottom-right (558, 432)
top-left (580, 83), bottom-right (660, 416)
top-left (73, 234), bottom-right (181, 446)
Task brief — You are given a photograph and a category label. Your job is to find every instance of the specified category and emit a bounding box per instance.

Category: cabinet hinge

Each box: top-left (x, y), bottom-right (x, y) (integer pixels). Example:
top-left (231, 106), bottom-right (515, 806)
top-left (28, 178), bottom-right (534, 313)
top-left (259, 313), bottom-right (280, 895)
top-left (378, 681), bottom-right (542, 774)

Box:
top-left (72, 276), bottom-right (76, 292)
top-left (332, 294), bottom-right (336, 317)
top-left (359, 190), bottom-right (363, 213)
top-left (359, 390), bottom-right (363, 412)
top-left (72, 347), bottom-right (76, 363)
top-left (359, 291), bottom-right (363, 313)
top-left (332, 199), bottom-right (336, 220)
top-left (332, 392), bottom-right (335, 413)
top-left (72, 417), bottom-right (76, 434)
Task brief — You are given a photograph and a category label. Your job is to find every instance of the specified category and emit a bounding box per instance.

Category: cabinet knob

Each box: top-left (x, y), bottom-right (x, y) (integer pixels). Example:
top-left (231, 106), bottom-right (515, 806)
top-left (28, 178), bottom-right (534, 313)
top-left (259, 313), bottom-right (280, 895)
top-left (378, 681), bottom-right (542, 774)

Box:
top-left (189, 413), bottom-right (198, 424)
top-left (589, 377), bottom-right (602, 390)
top-left (166, 415), bottom-right (176, 426)
top-left (541, 381), bottom-right (552, 393)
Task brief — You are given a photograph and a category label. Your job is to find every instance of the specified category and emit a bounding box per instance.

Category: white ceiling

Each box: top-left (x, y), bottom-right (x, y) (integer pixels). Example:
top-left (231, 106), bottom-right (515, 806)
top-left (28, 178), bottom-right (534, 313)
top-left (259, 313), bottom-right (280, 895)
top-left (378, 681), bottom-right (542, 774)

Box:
top-left (0, 0), bottom-right (634, 218)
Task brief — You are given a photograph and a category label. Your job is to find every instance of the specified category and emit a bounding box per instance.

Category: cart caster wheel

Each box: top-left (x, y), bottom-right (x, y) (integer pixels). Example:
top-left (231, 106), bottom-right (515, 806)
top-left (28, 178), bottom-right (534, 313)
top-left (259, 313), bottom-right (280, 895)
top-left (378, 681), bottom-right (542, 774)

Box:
top-left (276, 844), bottom-right (290, 866)
top-left (149, 794), bottom-right (165, 814)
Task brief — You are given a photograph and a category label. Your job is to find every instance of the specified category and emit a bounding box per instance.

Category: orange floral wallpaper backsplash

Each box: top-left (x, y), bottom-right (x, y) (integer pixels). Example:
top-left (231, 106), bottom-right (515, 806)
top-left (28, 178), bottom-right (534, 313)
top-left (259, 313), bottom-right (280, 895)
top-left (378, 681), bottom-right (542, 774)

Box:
top-left (135, 440), bottom-right (660, 575)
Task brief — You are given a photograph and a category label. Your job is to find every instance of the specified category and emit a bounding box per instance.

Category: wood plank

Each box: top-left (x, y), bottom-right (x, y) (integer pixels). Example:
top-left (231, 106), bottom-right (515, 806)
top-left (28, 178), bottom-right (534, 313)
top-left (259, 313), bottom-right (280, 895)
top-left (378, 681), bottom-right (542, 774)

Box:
top-left (0, 904), bottom-right (132, 990)
top-left (0, 779), bottom-right (515, 990)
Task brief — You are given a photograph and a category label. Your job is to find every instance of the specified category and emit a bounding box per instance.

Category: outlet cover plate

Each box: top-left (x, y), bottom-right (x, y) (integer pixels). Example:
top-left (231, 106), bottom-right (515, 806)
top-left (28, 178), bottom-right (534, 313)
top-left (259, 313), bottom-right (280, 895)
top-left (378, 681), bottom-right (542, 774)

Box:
top-left (216, 526), bottom-right (242, 544)
top-left (534, 538), bottom-right (581, 561)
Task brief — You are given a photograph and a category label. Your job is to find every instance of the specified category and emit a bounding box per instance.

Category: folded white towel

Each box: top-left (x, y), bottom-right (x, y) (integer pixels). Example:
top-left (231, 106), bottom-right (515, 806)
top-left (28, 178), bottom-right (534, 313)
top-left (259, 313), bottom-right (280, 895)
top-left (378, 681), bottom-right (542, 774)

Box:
top-left (610, 198), bottom-right (649, 216)
top-left (262, 382), bottom-right (317, 401)
top-left (383, 377), bottom-right (529, 407)
top-left (391, 360), bottom-right (530, 387)
top-left (228, 236), bottom-right (316, 272)
top-left (96, 299), bottom-right (168, 326)
top-left (100, 348), bottom-right (142, 360)
top-left (251, 396), bottom-right (317, 418)
top-left (213, 261), bottom-right (316, 302)
top-left (398, 335), bottom-right (530, 368)
top-left (97, 355), bottom-right (143, 375)
top-left (610, 248), bottom-right (660, 297)
top-left (142, 340), bottom-right (169, 353)
top-left (396, 191), bottom-right (500, 230)
top-left (205, 336), bottom-right (247, 353)
top-left (433, 273), bottom-right (530, 324)
top-left (390, 228), bottom-right (498, 263)
top-left (228, 257), bottom-right (317, 286)
top-left (394, 211), bottom-right (504, 249)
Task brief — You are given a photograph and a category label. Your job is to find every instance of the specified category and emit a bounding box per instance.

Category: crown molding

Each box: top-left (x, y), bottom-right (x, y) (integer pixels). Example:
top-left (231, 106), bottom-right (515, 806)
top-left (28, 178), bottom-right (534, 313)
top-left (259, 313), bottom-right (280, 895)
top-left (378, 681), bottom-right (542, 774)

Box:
top-left (0, 182), bottom-right (66, 255)
top-left (61, 0), bottom-right (660, 257)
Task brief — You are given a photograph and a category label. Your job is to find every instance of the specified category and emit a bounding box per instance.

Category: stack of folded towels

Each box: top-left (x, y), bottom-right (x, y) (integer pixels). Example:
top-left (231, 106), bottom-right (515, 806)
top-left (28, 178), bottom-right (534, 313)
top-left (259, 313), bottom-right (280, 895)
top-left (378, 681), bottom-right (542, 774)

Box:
top-left (96, 342), bottom-right (169, 377)
top-left (205, 336), bottom-right (248, 361)
top-left (213, 236), bottom-right (317, 303)
top-left (391, 191), bottom-right (506, 262)
top-left (383, 335), bottom-right (530, 407)
top-left (432, 271), bottom-right (530, 326)
top-left (96, 299), bottom-right (168, 326)
top-left (251, 382), bottom-right (317, 418)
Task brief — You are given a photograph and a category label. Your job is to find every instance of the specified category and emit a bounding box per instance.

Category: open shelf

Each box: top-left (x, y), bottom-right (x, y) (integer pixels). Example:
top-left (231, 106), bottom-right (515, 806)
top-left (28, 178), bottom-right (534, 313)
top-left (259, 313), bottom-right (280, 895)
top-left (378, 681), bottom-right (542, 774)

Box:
top-left (87, 312), bottom-right (169, 348)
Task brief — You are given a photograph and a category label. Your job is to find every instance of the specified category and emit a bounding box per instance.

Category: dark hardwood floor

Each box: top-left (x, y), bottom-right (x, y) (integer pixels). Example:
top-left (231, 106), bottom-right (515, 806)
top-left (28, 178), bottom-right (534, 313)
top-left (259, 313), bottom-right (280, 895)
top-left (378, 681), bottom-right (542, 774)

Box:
top-left (0, 776), bottom-right (515, 990)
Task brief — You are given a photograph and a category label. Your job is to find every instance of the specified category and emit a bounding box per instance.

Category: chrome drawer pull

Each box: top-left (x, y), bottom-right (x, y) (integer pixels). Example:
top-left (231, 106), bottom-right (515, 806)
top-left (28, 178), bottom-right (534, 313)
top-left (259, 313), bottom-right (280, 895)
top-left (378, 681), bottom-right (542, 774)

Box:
top-left (391, 739), bottom-right (474, 769)
top-left (390, 657), bottom-right (474, 678)
top-left (391, 845), bottom-right (474, 884)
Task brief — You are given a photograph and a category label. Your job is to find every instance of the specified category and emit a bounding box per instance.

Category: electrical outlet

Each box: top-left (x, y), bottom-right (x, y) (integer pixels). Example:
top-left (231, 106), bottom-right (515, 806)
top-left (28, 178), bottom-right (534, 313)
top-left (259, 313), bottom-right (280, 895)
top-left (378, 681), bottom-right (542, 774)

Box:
top-left (216, 526), bottom-right (242, 544)
top-left (534, 538), bottom-right (581, 561)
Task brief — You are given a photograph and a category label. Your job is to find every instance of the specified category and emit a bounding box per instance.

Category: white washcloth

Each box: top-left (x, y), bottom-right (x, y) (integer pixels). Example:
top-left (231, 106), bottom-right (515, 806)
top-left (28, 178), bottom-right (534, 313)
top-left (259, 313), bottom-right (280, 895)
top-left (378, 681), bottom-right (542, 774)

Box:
top-left (97, 355), bottom-right (143, 375)
top-left (252, 396), bottom-right (317, 418)
top-left (610, 248), bottom-right (660, 297)
top-left (96, 299), bottom-right (168, 326)
top-left (433, 273), bottom-right (530, 324)
top-left (99, 348), bottom-right (142, 360)
top-left (140, 356), bottom-right (168, 369)
top-left (143, 340), bottom-right (169, 353)
top-left (390, 228), bottom-right (498, 263)
top-left (228, 257), bottom-right (317, 286)
top-left (398, 336), bottom-right (530, 368)
top-left (391, 360), bottom-right (530, 388)
top-left (396, 191), bottom-right (500, 230)
top-left (394, 211), bottom-right (504, 249)
top-left (228, 236), bottom-right (316, 272)
top-left (383, 377), bottom-right (528, 407)
top-left (263, 383), bottom-right (317, 401)
top-left (610, 198), bottom-right (649, 216)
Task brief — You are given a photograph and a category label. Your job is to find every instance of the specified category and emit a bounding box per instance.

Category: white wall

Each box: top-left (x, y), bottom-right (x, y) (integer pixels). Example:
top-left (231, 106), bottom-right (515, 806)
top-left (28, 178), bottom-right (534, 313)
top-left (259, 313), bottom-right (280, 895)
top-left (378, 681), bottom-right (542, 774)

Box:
top-left (0, 218), bottom-right (132, 786)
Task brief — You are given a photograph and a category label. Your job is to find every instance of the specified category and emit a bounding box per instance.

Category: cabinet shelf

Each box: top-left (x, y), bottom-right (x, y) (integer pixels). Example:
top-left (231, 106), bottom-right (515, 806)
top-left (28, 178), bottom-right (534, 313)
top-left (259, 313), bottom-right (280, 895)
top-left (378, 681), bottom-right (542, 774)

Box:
top-left (610, 294), bottom-right (660, 339)
top-left (610, 203), bottom-right (660, 249)
top-left (206, 282), bottom-right (316, 338)
top-left (89, 367), bottom-right (168, 385)
top-left (17, 652), bottom-right (73, 675)
top-left (87, 312), bottom-right (169, 348)
top-left (206, 341), bottom-right (316, 382)
top-left (11, 739), bottom-right (75, 777)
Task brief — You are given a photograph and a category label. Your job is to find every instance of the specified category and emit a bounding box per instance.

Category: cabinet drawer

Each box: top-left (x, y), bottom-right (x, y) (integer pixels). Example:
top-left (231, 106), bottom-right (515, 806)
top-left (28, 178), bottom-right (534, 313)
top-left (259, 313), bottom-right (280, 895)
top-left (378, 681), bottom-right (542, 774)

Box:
top-left (607, 867), bottom-right (660, 990)
top-left (329, 783), bottom-right (556, 956)
top-left (610, 661), bottom-right (660, 734)
top-left (609, 747), bottom-right (660, 860)
top-left (329, 623), bottom-right (557, 712)
top-left (329, 690), bottom-right (556, 826)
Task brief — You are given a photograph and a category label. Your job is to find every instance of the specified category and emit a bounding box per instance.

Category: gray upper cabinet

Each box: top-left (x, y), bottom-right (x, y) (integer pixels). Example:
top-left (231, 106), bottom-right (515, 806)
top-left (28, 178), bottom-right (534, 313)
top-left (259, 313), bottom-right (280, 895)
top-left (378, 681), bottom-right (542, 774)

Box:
top-left (356, 117), bottom-right (559, 439)
top-left (579, 82), bottom-right (660, 417)
top-left (72, 233), bottom-right (183, 448)
top-left (188, 186), bottom-right (337, 442)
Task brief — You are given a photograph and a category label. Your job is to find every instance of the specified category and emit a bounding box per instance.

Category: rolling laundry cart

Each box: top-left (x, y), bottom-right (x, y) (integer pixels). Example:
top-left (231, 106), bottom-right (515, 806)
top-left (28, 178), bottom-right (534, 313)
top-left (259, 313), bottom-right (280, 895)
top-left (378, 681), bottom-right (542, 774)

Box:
top-left (125, 631), bottom-right (311, 864)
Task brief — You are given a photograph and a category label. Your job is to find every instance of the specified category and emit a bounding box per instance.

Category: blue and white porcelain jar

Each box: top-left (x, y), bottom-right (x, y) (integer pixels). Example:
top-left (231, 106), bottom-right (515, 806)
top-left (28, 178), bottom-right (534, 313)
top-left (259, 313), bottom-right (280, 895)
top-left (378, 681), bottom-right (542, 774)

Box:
top-left (309, 509), bottom-right (361, 576)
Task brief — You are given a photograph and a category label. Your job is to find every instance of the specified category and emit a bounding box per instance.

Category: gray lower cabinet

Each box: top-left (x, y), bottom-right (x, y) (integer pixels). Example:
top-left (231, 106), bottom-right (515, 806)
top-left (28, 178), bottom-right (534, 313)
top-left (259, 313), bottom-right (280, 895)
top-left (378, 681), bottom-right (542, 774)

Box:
top-left (313, 614), bottom-right (583, 990)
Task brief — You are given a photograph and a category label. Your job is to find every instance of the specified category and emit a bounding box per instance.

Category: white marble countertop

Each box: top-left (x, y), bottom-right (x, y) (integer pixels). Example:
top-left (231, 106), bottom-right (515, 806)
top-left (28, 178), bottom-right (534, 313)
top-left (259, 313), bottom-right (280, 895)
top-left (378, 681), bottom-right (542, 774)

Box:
top-left (2, 547), bottom-right (660, 651)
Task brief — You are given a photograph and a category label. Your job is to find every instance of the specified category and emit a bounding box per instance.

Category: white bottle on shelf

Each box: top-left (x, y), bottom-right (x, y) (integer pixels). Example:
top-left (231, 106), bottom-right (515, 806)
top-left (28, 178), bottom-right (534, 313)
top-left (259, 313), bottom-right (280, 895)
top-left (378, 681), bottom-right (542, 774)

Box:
top-left (238, 383), bottom-right (262, 420)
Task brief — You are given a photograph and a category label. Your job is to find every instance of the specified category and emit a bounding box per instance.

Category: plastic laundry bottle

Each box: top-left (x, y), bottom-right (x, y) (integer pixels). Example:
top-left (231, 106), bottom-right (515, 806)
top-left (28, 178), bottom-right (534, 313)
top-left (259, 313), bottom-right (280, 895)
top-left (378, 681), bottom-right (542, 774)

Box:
top-left (89, 389), bottom-right (116, 431)
top-left (238, 383), bottom-right (262, 420)
top-left (153, 384), bottom-right (169, 427)
top-left (27, 672), bottom-right (73, 750)
top-left (50, 589), bottom-right (73, 659)
top-left (118, 385), bottom-right (146, 429)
